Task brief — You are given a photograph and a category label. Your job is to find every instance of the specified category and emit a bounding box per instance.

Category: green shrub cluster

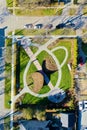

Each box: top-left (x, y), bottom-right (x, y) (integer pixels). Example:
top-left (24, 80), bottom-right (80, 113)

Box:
top-left (22, 107), bottom-right (46, 120)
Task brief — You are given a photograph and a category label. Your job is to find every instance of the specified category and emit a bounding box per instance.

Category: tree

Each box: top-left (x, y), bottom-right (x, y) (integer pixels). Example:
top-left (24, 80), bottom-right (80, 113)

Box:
top-left (22, 108), bottom-right (33, 120)
top-left (35, 110), bottom-right (46, 121)
top-left (17, 0), bottom-right (52, 7)
top-left (74, 0), bottom-right (78, 4)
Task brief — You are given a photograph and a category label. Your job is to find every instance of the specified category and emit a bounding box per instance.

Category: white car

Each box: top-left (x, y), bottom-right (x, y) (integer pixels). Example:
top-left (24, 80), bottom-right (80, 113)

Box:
top-left (78, 101), bottom-right (83, 110)
top-left (84, 101), bottom-right (87, 110)
top-left (24, 24), bottom-right (33, 29)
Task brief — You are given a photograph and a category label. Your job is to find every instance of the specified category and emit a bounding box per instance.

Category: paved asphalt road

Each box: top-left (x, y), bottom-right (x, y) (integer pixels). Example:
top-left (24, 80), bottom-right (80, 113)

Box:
top-left (1, 15), bottom-right (62, 34)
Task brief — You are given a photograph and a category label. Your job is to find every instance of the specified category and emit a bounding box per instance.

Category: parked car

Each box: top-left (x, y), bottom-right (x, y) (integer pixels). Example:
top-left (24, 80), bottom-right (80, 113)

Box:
top-left (56, 23), bottom-right (65, 29)
top-left (78, 101), bottom-right (83, 111)
top-left (84, 101), bottom-right (87, 110)
top-left (44, 24), bottom-right (53, 29)
top-left (24, 24), bottom-right (33, 29)
top-left (34, 24), bottom-right (43, 29)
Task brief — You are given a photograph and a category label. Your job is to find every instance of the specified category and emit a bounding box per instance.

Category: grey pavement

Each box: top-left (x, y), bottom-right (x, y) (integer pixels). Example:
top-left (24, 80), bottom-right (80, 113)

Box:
top-left (0, 120), bottom-right (4, 130)
top-left (0, 0), bottom-right (9, 24)
top-left (0, 0), bottom-right (6, 7)
top-left (0, 1), bottom-right (10, 128)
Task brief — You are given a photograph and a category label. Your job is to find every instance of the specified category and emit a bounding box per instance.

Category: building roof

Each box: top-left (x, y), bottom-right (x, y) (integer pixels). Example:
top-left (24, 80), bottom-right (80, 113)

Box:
top-left (81, 110), bottom-right (87, 128)
top-left (19, 120), bottom-right (50, 130)
top-left (61, 113), bottom-right (75, 128)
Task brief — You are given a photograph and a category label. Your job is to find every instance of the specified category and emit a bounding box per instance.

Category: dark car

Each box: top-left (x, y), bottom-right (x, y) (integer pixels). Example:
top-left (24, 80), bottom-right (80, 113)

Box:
top-left (56, 23), bottom-right (65, 29)
top-left (34, 24), bottom-right (43, 29)
top-left (44, 24), bottom-right (53, 29)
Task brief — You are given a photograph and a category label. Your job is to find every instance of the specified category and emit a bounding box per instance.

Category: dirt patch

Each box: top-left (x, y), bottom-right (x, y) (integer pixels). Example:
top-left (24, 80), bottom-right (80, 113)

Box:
top-left (31, 72), bottom-right (44, 93)
top-left (45, 57), bottom-right (58, 72)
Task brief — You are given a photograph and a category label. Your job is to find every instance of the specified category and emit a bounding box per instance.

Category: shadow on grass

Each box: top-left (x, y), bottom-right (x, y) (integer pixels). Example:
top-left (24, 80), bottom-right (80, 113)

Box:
top-left (7, 0), bottom-right (13, 7)
top-left (15, 29), bottom-right (24, 35)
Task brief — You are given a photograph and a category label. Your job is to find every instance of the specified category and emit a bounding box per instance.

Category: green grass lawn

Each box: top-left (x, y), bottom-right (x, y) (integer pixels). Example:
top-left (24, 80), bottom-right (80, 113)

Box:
top-left (57, 40), bottom-right (71, 60)
top-left (36, 51), bottom-right (50, 64)
top-left (22, 93), bottom-right (49, 106)
top-left (4, 117), bottom-right (10, 130)
top-left (48, 40), bottom-right (71, 60)
top-left (5, 40), bottom-right (17, 108)
top-left (53, 41), bottom-right (72, 90)
top-left (26, 63), bottom-right (37, 88)
top-left (13, 28), bottom-right (76, 37)
top-left (50, 71), bottom-right (58, 86)
top-left (15, 29), bottom-right (46, 36)
top-left (15, 8), bottom-right (62, 16)
top-left (5, 75), bottom-right (11, 109)
top-left (50, 28), bottom-right (76, 35)
top-left (69, 8), bottom-right (77, 15)
top-left (6, 0), bottom-right (19, 7)
top-left (53, 49), bottom-right (66, 64)
top-left (5, 40), bottom-right (12, 109)
top-left (20, 47), bottom-right (29, 88)
top-left (83, 6), bottom-right (87, 15)
top-left (6, 0), bottom-right (13, 7)
top-left (59, 64), bottom-right (71, 90)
